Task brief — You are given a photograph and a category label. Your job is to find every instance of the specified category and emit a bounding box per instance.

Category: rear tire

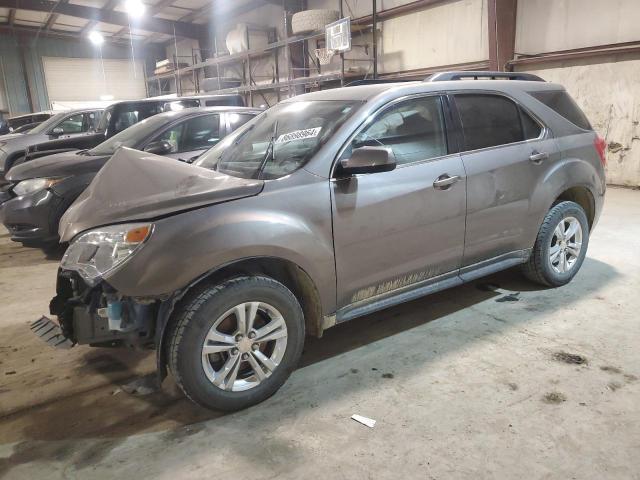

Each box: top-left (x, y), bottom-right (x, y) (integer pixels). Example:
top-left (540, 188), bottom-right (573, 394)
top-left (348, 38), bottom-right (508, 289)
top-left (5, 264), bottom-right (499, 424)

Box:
top-left (168, 276), bottom-right (305, 411)
top-left (522, 201), bottom-right (589, 287)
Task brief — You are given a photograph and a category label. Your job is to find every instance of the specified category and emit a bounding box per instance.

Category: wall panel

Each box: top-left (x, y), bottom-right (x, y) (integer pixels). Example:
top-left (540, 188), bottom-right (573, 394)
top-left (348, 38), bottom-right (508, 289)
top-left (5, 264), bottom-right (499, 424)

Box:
top-left (517, 54), bottom-right (640, 186)
top-left (516, 0), bottom-right (640, 54)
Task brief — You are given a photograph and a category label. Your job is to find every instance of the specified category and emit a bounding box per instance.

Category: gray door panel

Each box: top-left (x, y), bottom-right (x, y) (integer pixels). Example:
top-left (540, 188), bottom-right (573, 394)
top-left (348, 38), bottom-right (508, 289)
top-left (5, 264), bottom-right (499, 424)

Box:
top-left (331, 154), bottom-right (466, 309)
top-left (461, 136), bottom-right (559, 266)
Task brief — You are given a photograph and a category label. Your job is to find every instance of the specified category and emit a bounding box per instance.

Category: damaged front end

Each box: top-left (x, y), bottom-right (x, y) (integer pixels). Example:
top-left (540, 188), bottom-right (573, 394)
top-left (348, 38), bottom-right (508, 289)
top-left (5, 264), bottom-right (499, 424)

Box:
top-left (46, 269), bottom-right (157, 349)
top-left (33, 221), bottom-right (162, 350)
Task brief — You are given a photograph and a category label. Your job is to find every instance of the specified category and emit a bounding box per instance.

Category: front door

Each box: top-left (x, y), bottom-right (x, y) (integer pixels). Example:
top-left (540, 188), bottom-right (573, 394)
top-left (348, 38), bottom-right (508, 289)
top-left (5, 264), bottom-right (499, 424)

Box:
top-left (331, 95), bottom-right (467, 309)
top-left (452, 93), bottom-right (560, 266)
top-left (50, 112), bottom-right (96, 140)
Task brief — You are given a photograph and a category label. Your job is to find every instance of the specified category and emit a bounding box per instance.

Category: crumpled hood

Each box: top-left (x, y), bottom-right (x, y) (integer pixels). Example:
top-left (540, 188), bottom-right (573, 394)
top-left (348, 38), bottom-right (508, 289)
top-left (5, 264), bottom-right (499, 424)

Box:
top-left (6, 150), bottom-right (109, 181)
top-left (59, 147), bottom-right (264, 242)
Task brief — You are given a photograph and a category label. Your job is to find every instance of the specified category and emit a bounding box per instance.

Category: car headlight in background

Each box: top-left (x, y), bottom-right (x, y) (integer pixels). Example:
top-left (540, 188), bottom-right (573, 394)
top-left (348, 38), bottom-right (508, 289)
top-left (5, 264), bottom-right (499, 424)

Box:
top-left (13, 178), bottom-right (64, 196)
top-left (61, 223), bottom-right (154, 285)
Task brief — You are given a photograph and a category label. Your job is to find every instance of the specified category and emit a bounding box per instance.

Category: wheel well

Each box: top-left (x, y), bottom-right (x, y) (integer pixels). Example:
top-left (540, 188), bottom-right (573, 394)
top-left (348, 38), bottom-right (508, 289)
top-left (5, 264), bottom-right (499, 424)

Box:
top-left (182, 257), bottom-right (324, 338)
top-left (553, 187), bottom-right (595, 230)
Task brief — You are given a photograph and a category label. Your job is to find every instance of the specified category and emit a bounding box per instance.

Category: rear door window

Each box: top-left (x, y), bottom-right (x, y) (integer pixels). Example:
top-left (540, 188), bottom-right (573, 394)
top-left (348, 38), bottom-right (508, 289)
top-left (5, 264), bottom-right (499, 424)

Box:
top-left (454, 94), bottom-right (542, 151)
top-left (530, 90), bottom-right (591, 130)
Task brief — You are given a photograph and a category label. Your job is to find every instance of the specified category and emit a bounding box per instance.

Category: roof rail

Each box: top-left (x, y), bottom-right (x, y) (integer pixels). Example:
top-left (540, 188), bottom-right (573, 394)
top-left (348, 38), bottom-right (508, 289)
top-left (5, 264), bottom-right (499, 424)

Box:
top-left (345, 79), bottom-right (415, 87)
top-left (426, 71), bottom-right (545, 82)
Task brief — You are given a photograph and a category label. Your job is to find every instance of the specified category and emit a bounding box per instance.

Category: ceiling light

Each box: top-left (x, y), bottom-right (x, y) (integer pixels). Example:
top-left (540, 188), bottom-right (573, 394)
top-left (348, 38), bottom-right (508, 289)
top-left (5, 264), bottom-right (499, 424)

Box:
top-left (125, 0), bottom-right (146, 18)
top-left (100, 95), bottom-right (114, 101)
top-left (88, 30), bottom-right (104, 46)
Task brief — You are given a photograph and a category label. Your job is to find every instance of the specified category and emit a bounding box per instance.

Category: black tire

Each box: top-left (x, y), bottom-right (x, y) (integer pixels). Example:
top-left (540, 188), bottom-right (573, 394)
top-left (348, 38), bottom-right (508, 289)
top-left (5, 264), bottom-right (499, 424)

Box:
top-left (168, 276), bottom-right (305, 411)
top-left (522, 201), bottom-right (589, 287)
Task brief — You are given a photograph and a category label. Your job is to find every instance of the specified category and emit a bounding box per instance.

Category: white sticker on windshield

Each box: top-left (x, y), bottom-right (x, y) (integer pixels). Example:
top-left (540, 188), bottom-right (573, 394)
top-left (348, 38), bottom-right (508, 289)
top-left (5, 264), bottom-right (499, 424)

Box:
top-left (275, 127), bottom-right (321, 144)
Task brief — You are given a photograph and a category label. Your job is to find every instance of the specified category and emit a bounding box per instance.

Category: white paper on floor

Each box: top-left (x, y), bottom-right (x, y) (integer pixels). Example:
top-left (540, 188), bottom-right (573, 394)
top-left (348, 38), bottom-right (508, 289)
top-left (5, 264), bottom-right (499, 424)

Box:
top-left (351, 414), bottom-right (376, 428)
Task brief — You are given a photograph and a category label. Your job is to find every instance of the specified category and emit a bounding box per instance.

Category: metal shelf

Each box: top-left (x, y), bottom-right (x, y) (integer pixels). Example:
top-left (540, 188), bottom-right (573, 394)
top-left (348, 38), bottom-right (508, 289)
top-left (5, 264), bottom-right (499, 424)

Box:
top-left (146, 1), bottom-right (376, 104)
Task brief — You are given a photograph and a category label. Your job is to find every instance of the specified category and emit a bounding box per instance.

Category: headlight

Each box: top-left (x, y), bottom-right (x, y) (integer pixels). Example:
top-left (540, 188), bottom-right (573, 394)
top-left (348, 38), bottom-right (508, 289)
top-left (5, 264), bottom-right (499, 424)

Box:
top-left (61, 223), bottom-right (153, 285)
top-left (13, 178), bottom-right (64, 196)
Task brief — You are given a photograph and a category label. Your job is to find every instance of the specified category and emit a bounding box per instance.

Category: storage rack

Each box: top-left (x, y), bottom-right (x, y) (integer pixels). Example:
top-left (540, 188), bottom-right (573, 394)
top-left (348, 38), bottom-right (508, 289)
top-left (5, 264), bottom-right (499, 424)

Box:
top-left (146, 1), bottom-right (377, 106)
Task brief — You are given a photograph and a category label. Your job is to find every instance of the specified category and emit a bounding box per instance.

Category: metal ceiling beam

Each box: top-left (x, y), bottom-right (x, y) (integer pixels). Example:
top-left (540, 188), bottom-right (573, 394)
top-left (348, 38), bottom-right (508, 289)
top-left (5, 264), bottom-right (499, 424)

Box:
top-left (0, 0), bottom-right (205, 38)
top-left (112, 0), bottom-right (179, 40)
top-left (179, 0), bottom-right (270, 24)
top-left (44, 0), bottom-right (67, 31)
top-left (80, 0), bottom-right (118, 36)
top-left (0, 22), bottom-right (135, 44)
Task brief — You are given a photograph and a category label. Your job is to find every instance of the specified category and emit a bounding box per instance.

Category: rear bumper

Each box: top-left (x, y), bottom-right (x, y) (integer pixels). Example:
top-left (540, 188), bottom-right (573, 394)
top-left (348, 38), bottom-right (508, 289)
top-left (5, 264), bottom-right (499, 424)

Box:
top-left (0, 188), bottom-right (61, 245)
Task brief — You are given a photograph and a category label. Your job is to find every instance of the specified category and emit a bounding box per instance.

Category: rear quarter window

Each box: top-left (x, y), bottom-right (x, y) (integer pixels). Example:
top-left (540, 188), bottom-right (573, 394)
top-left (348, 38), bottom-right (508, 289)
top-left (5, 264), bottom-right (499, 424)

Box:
top-left (529, 90), bottom-right (592, 130)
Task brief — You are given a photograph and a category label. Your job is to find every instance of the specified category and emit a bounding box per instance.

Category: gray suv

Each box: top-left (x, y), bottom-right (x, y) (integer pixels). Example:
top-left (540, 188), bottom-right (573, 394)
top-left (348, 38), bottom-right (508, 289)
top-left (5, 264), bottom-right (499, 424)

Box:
top-left (36, 72), bottom-right (606, 411)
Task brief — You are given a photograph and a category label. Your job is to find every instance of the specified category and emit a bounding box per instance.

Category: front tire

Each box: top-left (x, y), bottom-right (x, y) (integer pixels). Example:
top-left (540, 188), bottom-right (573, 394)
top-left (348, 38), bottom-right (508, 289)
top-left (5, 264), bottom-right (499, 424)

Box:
top-left (169, 276), bottom-right (305, 411)
top-left (522, 201), bottom-right (589, 287)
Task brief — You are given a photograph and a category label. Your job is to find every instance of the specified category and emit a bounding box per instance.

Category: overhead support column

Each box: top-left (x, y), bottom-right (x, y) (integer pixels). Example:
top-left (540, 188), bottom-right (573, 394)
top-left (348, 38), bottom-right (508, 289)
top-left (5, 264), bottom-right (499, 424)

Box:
top-left (488, 0), bottom-right (517, 71)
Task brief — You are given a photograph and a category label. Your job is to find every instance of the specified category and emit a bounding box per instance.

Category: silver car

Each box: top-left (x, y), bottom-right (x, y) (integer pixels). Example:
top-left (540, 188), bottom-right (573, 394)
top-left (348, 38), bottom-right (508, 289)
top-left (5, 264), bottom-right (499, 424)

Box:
top-left (37, 71), bottom-right (606, 411)
top-left (0, 108), bottom-right (103, 183)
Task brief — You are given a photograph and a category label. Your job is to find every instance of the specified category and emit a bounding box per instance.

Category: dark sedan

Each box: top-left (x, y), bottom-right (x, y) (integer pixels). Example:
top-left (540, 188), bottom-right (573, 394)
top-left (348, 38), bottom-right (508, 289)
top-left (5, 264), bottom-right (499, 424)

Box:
top-left (0, 106), bottom-right (261, 251)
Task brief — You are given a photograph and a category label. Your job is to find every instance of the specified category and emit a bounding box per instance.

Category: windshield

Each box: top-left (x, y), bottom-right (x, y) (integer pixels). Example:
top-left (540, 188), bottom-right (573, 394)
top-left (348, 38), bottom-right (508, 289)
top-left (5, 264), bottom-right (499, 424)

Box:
top-left (29, 112), bottom-right (67, 134)
top-left (88, 111), bottom-right (180, 156)
top-left (195, 100), bottom-right (361, 179)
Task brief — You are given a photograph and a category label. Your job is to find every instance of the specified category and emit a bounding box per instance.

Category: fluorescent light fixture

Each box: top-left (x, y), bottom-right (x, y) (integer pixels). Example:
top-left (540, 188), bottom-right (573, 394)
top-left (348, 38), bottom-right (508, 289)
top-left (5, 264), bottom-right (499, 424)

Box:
top-left (125, 0), bottom-right (146, 18)
top-left (100, 95), bottom-right (114, 101)
top-left (88, 30), bottom-right (104, 46)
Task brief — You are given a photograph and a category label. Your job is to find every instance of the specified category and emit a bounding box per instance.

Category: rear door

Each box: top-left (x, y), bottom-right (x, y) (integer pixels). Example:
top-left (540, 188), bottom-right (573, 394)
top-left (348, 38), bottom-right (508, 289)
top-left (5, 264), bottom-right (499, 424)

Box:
top-left (452, 92), bottom-right (559, 266)
top-left (331, 94), bottom-right (467, 309)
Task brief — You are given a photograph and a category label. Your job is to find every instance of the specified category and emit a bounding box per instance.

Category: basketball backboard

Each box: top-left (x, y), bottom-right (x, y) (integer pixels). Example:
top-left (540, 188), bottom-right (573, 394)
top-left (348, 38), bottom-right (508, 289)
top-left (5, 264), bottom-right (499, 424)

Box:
top-left (326, 17), bottom-right (351, 52)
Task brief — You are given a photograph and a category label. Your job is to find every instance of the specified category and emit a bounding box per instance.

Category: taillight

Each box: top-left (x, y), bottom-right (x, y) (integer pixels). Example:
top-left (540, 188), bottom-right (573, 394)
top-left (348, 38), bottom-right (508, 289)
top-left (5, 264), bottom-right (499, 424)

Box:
top-left (594, 135), bottom-right (606, 167)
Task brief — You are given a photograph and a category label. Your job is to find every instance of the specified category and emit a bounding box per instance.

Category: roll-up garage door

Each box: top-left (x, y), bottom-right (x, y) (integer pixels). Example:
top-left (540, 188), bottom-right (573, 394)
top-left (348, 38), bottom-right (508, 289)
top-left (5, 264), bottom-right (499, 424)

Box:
top-left (42, 57), bottom-right (146, 104)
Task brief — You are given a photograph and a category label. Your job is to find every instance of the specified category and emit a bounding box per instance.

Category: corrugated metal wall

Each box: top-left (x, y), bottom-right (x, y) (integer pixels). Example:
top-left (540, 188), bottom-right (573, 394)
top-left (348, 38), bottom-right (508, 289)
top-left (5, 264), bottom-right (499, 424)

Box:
top-left (0, 35), bottom-right (30, 115)
top-left (0, 33), bottom-right (163, 116)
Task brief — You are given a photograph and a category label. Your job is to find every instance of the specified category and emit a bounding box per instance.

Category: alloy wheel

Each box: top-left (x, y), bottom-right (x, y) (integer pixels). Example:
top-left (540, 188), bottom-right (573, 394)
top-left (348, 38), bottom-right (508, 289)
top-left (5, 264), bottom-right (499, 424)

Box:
top-left (549, 216), bottom-right (583, 274)
top-left (201, 301), bottom-right (288, 392)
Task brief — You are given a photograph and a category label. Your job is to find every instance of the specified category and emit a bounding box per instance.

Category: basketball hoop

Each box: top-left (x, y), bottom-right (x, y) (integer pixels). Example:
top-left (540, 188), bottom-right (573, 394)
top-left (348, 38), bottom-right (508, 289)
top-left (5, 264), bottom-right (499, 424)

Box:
top-left (314, 48), bottom-right (335, 65)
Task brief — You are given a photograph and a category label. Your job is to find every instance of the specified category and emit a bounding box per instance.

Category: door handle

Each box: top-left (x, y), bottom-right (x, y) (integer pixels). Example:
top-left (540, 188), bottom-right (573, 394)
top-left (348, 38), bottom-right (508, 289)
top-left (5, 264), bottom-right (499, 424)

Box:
top-left (529, 151), bottom-right (549, 164)
top-left (433, 174), bottom-right (461, 189)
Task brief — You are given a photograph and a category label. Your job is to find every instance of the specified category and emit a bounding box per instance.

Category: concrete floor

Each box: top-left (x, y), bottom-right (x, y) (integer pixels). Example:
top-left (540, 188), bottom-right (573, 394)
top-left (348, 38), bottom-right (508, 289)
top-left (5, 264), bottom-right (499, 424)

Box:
top-left (0, 186), bottom-right (638, 479)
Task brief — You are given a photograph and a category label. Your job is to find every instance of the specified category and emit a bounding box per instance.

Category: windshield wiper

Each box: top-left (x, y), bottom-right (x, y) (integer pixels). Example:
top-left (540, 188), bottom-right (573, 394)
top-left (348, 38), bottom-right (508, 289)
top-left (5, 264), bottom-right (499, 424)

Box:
top-left (256, 120), bottom-right (278, 179)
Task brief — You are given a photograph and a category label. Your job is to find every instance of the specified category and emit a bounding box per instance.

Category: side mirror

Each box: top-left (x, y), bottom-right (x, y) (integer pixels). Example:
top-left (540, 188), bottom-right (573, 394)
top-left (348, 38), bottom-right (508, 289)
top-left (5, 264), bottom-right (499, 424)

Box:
top-left (339, 146), bottom-right (396, 175)
top-left (144, 140), bottom-right (173, 155)
top-left (50, 127), bottom-right (64, 136)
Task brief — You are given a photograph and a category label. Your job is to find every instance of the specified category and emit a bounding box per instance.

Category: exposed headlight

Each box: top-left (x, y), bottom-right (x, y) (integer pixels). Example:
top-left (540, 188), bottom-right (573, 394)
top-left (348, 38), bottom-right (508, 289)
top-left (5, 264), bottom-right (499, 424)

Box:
top-left (13, 178), bottom-right (64, 196)
top-left (61, 223), bottom-right (153, 285)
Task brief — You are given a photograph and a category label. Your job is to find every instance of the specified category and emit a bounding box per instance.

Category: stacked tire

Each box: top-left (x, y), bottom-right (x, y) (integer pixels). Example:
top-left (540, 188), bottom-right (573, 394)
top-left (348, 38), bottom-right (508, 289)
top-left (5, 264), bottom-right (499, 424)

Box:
top-left (291, 9), bottom-right (340, 35)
